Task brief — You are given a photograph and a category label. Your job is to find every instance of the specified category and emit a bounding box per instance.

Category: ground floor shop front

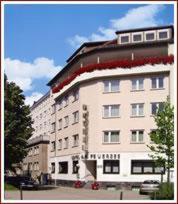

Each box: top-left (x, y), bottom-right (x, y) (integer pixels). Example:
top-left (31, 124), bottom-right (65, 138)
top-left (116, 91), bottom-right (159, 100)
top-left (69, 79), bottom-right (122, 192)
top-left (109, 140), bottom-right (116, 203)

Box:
top-left (49, 152), bottom-right (174, 187)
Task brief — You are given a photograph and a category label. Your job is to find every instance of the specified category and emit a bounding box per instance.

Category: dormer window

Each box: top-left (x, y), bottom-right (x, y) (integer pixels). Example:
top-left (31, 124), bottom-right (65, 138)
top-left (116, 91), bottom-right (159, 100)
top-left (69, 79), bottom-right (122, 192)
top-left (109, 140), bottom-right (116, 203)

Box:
top-left (121, 36), bottom-right (129, 43)
top-left (145, 33), bottom-right (155, 41)
top-left (132, 32), bottom-right (143, 43)
top-left (158, 30), bottom-right (169, 40)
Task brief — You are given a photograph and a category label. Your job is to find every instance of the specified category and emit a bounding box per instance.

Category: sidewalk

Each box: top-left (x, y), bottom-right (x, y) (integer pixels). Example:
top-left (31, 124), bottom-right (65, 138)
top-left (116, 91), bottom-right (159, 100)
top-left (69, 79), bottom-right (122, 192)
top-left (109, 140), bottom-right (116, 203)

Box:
top-left (4, 186), bottom-right (150, 200)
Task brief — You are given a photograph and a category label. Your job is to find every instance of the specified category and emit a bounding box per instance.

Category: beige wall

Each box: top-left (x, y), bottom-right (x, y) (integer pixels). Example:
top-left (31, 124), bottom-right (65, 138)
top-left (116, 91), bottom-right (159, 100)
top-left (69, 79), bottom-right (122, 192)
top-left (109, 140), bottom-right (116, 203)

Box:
top-left (79, 73), bottom-right (169, 153)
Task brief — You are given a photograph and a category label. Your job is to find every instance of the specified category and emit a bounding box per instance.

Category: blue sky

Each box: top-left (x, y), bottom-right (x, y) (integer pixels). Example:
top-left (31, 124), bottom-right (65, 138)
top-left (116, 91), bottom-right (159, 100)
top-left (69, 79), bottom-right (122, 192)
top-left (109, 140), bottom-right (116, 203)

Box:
top-left (4, 3), bottom-right (174, 105)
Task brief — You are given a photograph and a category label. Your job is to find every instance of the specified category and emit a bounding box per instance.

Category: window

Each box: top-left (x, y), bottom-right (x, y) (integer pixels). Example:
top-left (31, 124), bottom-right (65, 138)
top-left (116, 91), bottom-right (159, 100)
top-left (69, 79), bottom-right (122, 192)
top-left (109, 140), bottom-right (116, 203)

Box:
top-left (64, 96), bottom-right (69, 107)
top-left (104, 80), bottom-right (119, 93)
top-left (58, 139), bottom-right (62, 150)
top-left (73, 90), bottom-right (79, 102)
top-left (151, 102), bottom-right (164, 115)
top-left (51, 122), bottom-right (56, 133)
top-left (58, 119), bottom-right (62, 130)
top-left (131, 160), bottom-right (165, 174)
top-left (120, 35), bottom-right (129, 43)
top-left (44, 122), bottom-right (46, 128)
top-left (40, 113), bottom-right (42, 119)
top-left (103, 105), bottom-right (120, 118)
top-left (73, 161), bottom-right (79, 174)
top-left (64, 116), bottom-right (69, 128)
top-left (51, 162), bottom-right (55, 173)
top-left (145, 33), bottom-right (155, 41)
top-left (51, 141), bottom-right (56, 152)
top-left (103, 160), bottom-right (120, 174)
top-left (131, 78), bottom-right (144, 91)
top-left (131, 103), bottom-right (144, 117)
top-left (73, 134), bottom-right (79, 147)
top-left (103, 131), bottom-right (120, 143)
top-left (57, 100), bottom-right (62, 110)
top-left (64, 137), bottom-right (69, 149)
top-left (51, 104), bottom-right (55, 114)
top-left (131, 130), bottom-right (144, 143)
top-left (73, 111), bottom-right (79, 124)
top-left (58, 162), bottom-right (68, 174)
top-left (158, 31), bottom-right (168, 40)
top-left (133, 34), bottom-right (142, 42)
top-left (151, 77), bottom-right (164, 89)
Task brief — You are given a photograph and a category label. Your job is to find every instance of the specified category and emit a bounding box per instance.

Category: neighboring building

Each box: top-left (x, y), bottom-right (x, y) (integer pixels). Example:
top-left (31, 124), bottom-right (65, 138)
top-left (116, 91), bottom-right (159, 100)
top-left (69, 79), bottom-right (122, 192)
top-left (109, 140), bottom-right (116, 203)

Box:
top-left (23, 92), bottom-right (53, 180)
top-left (47, 25), bottom-right (174, 187)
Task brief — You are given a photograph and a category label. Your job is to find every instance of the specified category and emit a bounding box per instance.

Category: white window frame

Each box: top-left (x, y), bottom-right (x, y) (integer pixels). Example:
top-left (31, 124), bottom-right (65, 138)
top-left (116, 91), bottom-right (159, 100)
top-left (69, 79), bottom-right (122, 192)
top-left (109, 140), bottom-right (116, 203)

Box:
top-left (73, 90), bottom-right (79, 102)
top-left (58, 139), bottom-right (62, 150)
top-left (131, 32), bottom-right (143, 43)
top-left (73, 111), bottom-right (79, 124)
top-left (157, 29), bottom-right (170, 40)
top-left (64, 116), bottom-right (69, 128)
top-left (151, 77), bottom-right (164, 89)
top-left (103, 131), bottom-right (120, 144)
top-left (131, 103), bottom-right (144, 117)
top-left (58, 119), bottom-right (62, 130)
top-left (51, 104), bottom-right (55, 114)
top-left (103, 105), bottom-right (120, 118)
top-left (51, 122), bottom-right (56, 133)
top-left (64, 137), bottom-right (69, 149)
top-left (73, 134), bottom-right (79, 147)
top-left (57, 100), bottom-right (62, 110)
top-left (151, 102), bottom-right (164, 115)
top-left (119, 33), bottom-right (130, 44)
top-left (51, 141), bottom-right (56, 151)
top-left (64, 96), bottom-right (69, 107)
top-left (104, 80), bottom-right (120, 93)
top-left (130, 130), bottom-right (144, 143)
top-left (144, 30), bottom-right (156, 42)
top-left (131, 78), bottom-right (144, 91)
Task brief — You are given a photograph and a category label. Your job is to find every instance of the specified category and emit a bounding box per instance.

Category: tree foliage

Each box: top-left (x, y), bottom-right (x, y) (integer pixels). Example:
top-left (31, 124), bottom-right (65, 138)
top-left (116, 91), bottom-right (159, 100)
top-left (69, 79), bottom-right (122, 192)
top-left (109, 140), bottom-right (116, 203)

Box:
top-left (147, 98), bottom-right (174, 183)
top-left (4, 74), bottom-right (34, 171)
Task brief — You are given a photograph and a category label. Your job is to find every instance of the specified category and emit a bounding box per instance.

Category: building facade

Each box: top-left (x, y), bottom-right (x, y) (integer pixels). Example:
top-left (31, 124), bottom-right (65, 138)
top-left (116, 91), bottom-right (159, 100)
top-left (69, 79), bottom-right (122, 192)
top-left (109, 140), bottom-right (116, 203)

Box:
top-left (47, 25), bottom-right (174, 187)
top-left (24, 25), bottom-right (174, 187)
top-left (23, 92), bottom-right (53, 180)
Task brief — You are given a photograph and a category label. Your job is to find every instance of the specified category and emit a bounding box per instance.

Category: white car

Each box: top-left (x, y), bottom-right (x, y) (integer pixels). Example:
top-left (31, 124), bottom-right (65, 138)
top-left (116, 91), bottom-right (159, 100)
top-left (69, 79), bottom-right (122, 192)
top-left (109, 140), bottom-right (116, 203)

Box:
top-left (139, 180), bottom-right (160, 194)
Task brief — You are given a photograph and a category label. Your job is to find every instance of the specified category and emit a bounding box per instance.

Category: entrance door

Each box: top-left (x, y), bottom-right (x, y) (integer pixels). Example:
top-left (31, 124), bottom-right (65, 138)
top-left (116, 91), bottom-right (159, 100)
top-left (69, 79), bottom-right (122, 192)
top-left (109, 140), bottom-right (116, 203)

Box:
top-left (85, 160), bottom-right (96, 181)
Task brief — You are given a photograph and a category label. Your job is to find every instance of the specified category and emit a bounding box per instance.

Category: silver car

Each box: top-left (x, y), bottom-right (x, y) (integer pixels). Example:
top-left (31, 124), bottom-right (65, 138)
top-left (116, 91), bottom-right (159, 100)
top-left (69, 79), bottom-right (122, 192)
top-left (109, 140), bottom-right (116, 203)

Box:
top-left (139, 180), bottom-right (160, 194)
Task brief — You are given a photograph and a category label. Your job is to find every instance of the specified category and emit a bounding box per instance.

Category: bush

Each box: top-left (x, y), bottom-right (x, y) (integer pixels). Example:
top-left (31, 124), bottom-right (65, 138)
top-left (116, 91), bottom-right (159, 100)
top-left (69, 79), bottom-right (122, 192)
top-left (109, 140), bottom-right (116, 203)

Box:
top-left (151, 183), bottom-right (174, 200)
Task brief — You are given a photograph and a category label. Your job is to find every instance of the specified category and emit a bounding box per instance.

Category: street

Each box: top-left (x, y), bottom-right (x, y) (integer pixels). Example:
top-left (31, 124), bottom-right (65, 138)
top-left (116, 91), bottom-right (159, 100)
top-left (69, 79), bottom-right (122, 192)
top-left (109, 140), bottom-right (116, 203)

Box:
top-left (4, 186), bottom-right (150, 200)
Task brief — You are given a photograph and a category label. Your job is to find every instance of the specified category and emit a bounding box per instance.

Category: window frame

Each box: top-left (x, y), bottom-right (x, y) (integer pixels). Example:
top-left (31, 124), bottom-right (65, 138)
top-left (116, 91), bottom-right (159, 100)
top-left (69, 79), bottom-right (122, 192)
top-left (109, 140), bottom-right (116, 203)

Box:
top-left (103, 104), bottom-right (120, 118)
top-left (130, 130), bottom-right (144, 143)
top-left (103, 80), bottom-right (120, 93)
top-left (64, 137), bottom-right (69, 149)
top-left (144, 31), bottom-right (156, 41)
top-left (73, 134), bottom-right (79, 147)
top-left (151, 77), bottom-right (164, 89)
top-left (51, 162), bottom-right (55, 174)
top-left (73, 111), bottom-right (79, 124)
top-left (151, 102), bottom-right (164, 115)
top-left (58, 139), bottom-right (62, 150)
top-left (58, 119), bottom-right (62, 130)
top-left (132, 32), bottom-right (143, 43)
top-left (131, 160), bottom-right (165, 174)
top-left (131, 78), bottom-right (144, 91)
top-left (103, 131), bottom-right (120, 144)
top-left (119, 33), bottom-right (130, 44)
top-left (64, 116), bottom-right (69, 128)
top-left (72, 161), bottom-right (79, 174)
top-left (157, 29), bottom-right (170, 40)
top-left (58, 162), bottom-right (68, 174)
top-left (103, 160), bottom-right (120, 174)
top-left (131, 103), bottom-right (144, 117)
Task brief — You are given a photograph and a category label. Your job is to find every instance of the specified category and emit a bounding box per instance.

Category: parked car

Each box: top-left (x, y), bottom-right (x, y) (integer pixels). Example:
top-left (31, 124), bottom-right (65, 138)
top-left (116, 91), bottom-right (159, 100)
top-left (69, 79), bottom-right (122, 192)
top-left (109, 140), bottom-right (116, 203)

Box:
top-left (139, 180), bottom-right (160, 194)
top-left (5, 176), bottom-right (39, 190)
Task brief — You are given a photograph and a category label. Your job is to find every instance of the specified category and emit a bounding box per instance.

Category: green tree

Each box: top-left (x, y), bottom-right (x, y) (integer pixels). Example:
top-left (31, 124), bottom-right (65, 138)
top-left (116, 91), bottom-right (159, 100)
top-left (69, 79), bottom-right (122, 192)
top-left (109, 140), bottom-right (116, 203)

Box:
top-left (147, 98), bottom-right (174, 183)
top-left (4, 74), bottom-right (34, 172)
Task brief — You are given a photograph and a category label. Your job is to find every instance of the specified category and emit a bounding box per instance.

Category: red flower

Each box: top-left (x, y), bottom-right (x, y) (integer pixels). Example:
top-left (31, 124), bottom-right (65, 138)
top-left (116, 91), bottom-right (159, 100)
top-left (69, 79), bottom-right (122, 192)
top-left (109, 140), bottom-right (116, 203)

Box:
top-left (52, 55), bottom-right (174, 94)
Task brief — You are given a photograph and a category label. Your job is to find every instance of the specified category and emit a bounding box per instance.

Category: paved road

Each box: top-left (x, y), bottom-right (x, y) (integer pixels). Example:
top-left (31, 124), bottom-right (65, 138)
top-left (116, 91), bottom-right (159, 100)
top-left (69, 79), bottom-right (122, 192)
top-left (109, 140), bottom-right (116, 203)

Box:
top-left (4, 187), bottom-right (150, 200)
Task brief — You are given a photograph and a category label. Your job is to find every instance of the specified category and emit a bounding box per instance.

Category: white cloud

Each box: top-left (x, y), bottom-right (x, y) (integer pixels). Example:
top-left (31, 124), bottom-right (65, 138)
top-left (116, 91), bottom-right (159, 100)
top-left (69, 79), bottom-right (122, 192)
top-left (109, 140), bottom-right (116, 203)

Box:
top-left (5, 57), bottom-right (62, 91)
top-left (25, 92), bottom-right (44, 106)
top-left (68, 4), bottom-right (164, 48)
